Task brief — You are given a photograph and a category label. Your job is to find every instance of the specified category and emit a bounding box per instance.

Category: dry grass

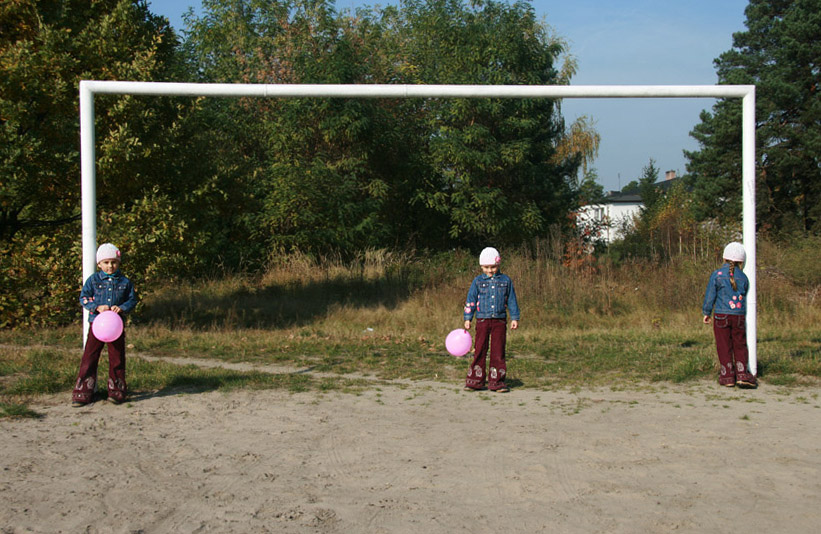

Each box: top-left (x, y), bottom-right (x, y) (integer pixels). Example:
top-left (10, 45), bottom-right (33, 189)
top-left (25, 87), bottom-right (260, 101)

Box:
top-left (1, 238), bottom-right (819, 417)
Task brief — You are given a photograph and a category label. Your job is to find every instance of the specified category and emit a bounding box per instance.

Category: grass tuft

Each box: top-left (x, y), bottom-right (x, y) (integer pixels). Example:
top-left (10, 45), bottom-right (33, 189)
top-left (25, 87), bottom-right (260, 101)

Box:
top-left (0, 402), bottom-right (43, 419)
top-left (1, 238), bottom-right (819, 417)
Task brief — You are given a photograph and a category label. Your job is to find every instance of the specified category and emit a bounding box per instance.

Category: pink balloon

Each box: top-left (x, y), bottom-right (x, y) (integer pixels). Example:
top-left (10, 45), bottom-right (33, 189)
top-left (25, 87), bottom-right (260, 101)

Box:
top-left (445, 329), bottom-right (472, 357)
top-left (92, 310), bottom-right (124, 342)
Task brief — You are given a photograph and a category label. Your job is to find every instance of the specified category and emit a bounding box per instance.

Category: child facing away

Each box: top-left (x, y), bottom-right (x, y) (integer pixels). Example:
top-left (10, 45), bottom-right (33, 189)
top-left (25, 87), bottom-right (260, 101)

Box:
top-left (462, 247), bottom-right (520, 392)
top-left (72, 243), bottom-right (138, 406)
top-left (702, 242), bottom-right (757, 388)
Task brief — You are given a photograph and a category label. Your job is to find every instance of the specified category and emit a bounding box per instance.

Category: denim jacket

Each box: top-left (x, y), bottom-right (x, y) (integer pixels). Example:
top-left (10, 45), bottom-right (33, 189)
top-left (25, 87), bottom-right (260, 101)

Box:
top-left (463, 273), bottom-right (520, 321)
top-left (702, 263), bottom-right (748, 317)
top-left (80, 270), bottom-right (137, 322)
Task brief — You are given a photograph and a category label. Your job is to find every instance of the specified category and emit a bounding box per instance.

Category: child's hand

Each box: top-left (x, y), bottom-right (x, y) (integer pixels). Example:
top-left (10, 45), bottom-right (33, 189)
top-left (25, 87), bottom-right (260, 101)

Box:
top-left (464, 320), bottom-right (471, 330)
top-left (96, 305), bottom-right (111, 312)
top-left (510, 320), bottom-right (519, 330)
top-left (703, 315), bottom-right (711, 324)
top-left (111, 306), bottom-right (122, 314)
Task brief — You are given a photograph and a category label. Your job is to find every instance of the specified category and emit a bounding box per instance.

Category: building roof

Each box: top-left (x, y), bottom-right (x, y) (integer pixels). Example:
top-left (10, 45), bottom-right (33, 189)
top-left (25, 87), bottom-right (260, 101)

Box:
top-left (603, 176), bottom-right (686, 204)
top-left (602, 192), bottom-right (642, 204)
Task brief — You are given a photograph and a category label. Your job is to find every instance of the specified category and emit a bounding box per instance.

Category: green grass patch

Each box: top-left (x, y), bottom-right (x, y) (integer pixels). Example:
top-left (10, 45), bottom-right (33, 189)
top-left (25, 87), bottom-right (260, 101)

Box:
top-left (2, 321), bottom-right (818, 420)
top-left (0, 345), bottom-right (369, 418)
top-left (0, 402), bottom-right (43, 419)
top-left (1, 244), bottom-right (819, 417)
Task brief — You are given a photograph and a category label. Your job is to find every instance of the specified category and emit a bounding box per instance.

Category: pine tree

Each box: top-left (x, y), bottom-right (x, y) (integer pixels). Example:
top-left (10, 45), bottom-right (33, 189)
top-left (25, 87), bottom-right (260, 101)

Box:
top-left (685, 0), bottom-right (821, 233)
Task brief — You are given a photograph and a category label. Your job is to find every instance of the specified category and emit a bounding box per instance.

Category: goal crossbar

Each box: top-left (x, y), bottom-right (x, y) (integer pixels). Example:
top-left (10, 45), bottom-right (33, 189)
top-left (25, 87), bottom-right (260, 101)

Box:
top-left (80, 81), bottom-right (758, 373)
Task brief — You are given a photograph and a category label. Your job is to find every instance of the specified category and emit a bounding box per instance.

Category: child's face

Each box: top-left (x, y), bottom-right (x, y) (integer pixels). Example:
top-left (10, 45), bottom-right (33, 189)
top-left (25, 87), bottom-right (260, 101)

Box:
top-left (98, 258), bottom-right (120, 275)
top-left (481, 264), bottom-right (498, 276)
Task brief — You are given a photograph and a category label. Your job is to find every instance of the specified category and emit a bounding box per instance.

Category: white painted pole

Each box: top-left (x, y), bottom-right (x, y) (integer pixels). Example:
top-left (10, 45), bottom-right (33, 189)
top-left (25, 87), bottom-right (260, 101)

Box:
top-left (80, 81), bottom-right (96, 346)
top-left (742, 88), bottom-right (757, 375)
top-left (78, 82), bottom-right (758, 368)
top-left (80, 81), bottom-right (755, 99)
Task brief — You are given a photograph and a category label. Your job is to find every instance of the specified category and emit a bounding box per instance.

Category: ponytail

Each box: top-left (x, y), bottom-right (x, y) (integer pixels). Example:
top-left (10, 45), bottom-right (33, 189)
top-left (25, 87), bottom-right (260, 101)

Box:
top-left (727, 261), bottom-right (738, 291)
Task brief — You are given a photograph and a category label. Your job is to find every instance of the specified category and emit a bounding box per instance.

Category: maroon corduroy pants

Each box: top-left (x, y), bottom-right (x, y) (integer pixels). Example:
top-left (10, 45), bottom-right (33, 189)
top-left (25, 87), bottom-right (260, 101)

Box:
top-left (465, 318), bottom-right (507, 391)
top-left (713, 313), bottom-right (755, 385)
top-left (72, 328), bottom-right (127, 403)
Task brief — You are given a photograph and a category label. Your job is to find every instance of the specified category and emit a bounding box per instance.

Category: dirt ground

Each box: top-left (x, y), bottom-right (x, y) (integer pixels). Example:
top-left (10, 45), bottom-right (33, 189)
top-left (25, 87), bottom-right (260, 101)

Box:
top-left (2, 359), bottom-right (820, 534)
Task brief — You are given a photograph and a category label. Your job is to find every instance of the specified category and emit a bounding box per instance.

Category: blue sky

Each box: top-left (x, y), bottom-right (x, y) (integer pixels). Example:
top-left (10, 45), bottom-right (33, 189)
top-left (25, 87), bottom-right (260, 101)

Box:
top-left (149, 0), bottom-right (749, 192)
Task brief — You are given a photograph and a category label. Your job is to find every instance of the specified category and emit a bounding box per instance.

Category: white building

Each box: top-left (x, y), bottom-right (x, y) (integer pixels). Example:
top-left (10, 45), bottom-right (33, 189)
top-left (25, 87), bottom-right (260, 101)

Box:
top-left (577, 192), bottom-right (643, 244)
top-left (576, 170), bottom-right (680, 244)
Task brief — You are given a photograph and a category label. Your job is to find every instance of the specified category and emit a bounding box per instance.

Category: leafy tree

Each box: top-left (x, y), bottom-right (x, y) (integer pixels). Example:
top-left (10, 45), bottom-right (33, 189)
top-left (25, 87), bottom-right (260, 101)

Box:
top-left (554, 116), bottom-right (600, 185)
top-left (184, 0), bottom-right (586, 251)
top-left (576, 168), bottom-right (605, 206)
top-left (382, 0), bottom-right (581, 245)
top-left (645, 180), bottom-right (696, 258)
top-left (183, 0), bottom-right (432, 254)
top-left (0, 0), bottom-right (214, 326)
top-left (1, 0), bottom-right (596, 326)
top-left (0, 0), bottom-right (187, 241)
top-left (685, 0), bottom-right (821, 233)
top-left (607, 158), bottom-right (671, 260)
top-left (620, 180), bottom-right (639, 194)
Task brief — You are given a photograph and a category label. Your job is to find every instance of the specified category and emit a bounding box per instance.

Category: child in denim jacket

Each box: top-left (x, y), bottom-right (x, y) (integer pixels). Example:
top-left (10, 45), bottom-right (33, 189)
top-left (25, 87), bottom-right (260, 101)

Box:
top-left (72, 243), bottom-right (137, 406)
top-left (463, 247), bottom-right (520, 392)
top-left (702, 242), bottom-right (757, 388)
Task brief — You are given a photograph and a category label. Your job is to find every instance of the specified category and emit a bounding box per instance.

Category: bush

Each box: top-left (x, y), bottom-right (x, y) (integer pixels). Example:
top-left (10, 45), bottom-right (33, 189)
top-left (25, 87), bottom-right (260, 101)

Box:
top-left (0, 231), bottom-right (81, 328)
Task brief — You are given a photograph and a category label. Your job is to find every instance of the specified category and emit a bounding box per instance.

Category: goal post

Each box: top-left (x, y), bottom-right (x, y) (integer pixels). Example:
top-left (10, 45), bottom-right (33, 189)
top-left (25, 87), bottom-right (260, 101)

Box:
top-left (79, 81), bottom-right (758, 374)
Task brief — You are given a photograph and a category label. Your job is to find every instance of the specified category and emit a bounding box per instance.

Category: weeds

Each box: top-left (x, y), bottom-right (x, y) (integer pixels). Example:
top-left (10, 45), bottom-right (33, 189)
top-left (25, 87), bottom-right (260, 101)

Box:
top-left (1, 239), bottom-right (819, 417)
top-left (0, 345), bottom-right (368, 417)
top-left (0, 402), bottom-right (43, 419)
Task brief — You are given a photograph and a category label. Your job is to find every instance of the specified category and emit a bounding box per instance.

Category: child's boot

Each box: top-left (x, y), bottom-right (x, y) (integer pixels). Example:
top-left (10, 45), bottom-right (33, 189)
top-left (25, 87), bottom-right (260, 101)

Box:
top-left (736, 364), bottom-right (758, 388)
top-left (72, 376), bottom-right (96, 406)
top-left (718, 361), bottom-right (736, 387)
top-left (107, 377), bottom-right (127, 404)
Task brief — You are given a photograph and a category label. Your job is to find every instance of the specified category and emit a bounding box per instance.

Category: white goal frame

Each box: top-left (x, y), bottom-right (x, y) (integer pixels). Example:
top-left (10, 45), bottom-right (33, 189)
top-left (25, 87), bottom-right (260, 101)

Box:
top-left (79, 81), bottom-right (759, 374)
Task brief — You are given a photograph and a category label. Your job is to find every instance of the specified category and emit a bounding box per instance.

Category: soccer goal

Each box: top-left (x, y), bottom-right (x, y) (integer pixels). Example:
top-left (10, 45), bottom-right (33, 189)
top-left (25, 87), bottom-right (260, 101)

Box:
top-left (79, 81), bottom-right (758, 373)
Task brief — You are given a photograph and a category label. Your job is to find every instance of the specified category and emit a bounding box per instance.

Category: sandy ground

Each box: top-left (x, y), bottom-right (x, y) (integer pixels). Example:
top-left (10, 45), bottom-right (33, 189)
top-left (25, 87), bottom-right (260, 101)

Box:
top-left (2, 359), bottom-right (820, 534)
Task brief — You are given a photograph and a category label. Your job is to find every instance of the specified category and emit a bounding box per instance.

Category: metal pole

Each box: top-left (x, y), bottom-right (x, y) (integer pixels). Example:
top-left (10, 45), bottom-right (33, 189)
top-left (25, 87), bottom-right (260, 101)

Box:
top-left (78, 82), bottom-right (758, 369)
top-left (79, 81), bottom-right (96, 346)
top-left (742, 88), bottom-right (757, 375)
top-left (81, 81), bottom-right (754, 100)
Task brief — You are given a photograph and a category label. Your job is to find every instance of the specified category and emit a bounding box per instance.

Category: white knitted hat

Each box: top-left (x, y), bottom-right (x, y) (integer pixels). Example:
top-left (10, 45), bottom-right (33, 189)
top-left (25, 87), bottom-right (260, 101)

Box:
top-left (722, 242), bottom-right (746, 263)
top-left (479, 247), bottom-right (501, 265)
top-left (96, 243), bottom-right (121, 264)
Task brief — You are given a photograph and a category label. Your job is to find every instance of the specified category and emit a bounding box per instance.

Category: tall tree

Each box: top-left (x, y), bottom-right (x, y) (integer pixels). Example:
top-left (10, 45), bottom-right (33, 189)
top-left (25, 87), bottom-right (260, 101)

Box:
top-left (577, 168), bottom-right (605, 206)
top-left (0, 1), bottom-right (212, 326)
top-left (637, 158), bottom-right (661, 215)
top-left (384, 0), bottom-right (580, 245)
top-left (184, 0), bottom-right (586, 251)
top-left (184, 0), bottom-right (430, 253)
top-left (685, 0), bottom-right (821, 233)
top-left (0, 0), bottom-right (188, 242)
